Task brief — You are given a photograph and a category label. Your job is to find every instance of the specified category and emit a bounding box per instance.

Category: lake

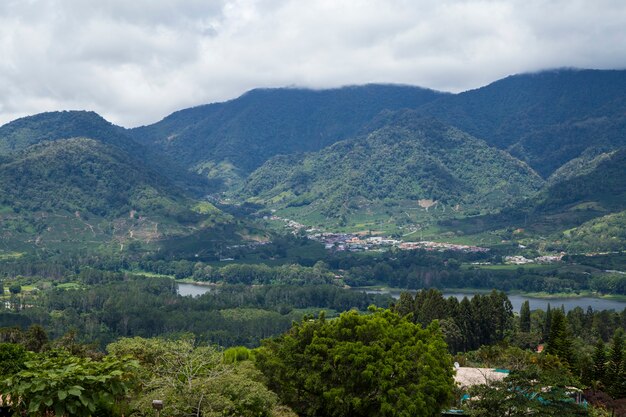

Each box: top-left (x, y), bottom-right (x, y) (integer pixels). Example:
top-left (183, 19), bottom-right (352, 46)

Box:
top-left (178, 282), bottom-right (212, 297)
top-left (358, 289), bottom-right (626, 312)
top-left (177, 282), bottom-right (626, 312)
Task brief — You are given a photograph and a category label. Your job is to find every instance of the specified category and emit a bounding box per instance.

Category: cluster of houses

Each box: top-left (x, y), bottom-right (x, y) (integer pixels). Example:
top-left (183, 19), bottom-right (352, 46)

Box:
top-left (504, 254), bottom-right (564, 265)
top-left (398, 241), bottom-right (490, 253)
top-left (307, 233), bottom-right (492, 253)
top-left (309, 233), bottom-right (399, 251)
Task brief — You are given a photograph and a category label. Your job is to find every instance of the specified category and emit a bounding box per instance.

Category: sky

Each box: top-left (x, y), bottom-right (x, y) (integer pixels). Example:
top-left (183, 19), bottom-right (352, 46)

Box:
top-left (1, 0), bottom-right (626, 128)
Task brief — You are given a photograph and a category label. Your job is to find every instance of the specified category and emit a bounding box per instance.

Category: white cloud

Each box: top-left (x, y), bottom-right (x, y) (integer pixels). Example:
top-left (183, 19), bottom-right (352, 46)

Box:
top-left (1, 0), bottom-right (625, 127)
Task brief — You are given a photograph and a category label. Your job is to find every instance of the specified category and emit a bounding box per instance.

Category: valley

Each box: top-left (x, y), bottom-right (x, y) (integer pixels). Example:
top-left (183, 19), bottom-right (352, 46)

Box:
top-left (1, 68), bottom-right (626, 416)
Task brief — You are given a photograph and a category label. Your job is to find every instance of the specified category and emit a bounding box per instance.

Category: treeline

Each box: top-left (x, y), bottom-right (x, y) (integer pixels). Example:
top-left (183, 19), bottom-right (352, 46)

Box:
top-left (2, 274), bottom-right (392, 348)
top-left (393, 289), bottom-right (513, 352)
top-left (334, 252), bottom-right (626, 295)
top-left (2, 247), bottom-right (625, 296)
top-left (137, 260), bottom-right (337, 285)
top-left (392, 288), bottom-right (626, 356)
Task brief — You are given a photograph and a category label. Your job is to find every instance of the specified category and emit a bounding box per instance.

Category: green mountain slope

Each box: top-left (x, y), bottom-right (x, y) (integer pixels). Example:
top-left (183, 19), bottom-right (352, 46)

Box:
top-left (238, 114), bottom-right (544, 227)
top-left (130, 85), bottom-right (446, 188)
top-left (533, 148), bottom-right (626, 215)
top-left (417, 69), bottom-right (626, 177)
top-left (562, 210), bottom-right (626, 253)
top-left (442, 147), bottom-right (626, 242)
top-left (0, 138), bottom-right (234, 251)
top-left (0, 111), bottom-right (133, 155)
top-left (0, 138), bottom-right (189, 218)
top-left (0, 111), bottom-right (205, 193)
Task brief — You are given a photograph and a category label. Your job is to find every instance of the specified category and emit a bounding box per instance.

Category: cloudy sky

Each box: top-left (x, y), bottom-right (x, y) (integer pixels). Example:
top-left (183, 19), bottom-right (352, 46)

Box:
top-left (1, 0), bottom-right (625, 127)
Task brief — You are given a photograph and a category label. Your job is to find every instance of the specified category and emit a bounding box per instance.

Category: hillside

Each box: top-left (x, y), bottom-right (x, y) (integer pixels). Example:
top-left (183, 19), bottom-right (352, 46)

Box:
top-left (0, 111), bottom-right (205, 192)
top-left (0, 111), bottom-right (134, 155)
top-left (238, 114), bottom-right (544, 228)
top-left (417, 69), bottom-right (626, 177)
top-left (130, 84), bottom-right (446, 188)
top-left (0, 138), bottom-right (189, 217)
top-left (0, 138), bottom-right (233, 251)
top-left (562, 210), bottom-right (626, 253)
top-left (441, 147), bottom-right (626, 242)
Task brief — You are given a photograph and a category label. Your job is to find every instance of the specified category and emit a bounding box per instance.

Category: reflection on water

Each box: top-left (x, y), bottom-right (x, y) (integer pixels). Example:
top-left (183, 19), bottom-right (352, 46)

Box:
top-left (356, 289), bottom-right (626, 312)
top-left (178, 282), bottom-right (212, 297)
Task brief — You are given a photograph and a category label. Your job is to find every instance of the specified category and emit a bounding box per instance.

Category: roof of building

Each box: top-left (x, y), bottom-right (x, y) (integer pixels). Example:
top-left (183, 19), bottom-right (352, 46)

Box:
top-left (454, 367), bottom-right (509, 388)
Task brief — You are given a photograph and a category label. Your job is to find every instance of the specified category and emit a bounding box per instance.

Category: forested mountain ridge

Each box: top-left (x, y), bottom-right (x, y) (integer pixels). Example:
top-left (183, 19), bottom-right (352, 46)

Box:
top-left (0, 110), bottom-right (205, 191)
top-left (443, 146), bottom-right (626, 245)
top-left (416, 69), bottom-right (626, 177)
top-left (0, 110), bottom-right (129, 154)
top-left (129, 84), bottom-right (446, 188)
top-left (0, 69), bottom-right (625, 250)
top-left (0, 138), bottom-right (237, 251)
top-left (238, 114), bottom-right (544, 223)
top-left (0, 138), bottom-right (188, 218)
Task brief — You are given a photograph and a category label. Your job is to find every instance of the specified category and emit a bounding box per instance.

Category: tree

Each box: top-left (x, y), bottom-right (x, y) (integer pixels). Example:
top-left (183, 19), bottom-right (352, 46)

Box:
top-left (24, 324), bottom-right (49, 353)
top-left (591, 338), bottom-right (607, 388)
top-left (544, 303), bottom-right (553, 340)
top-left (256, 307), bottom-right (454, 417)
top-left (465, 366), bottom-right (587, 417)
top-left (606, 329), bottom-right (625, 398)
top-left (520, 300), bottom-right (531, 333)
top-left (545, 309), bottom-right (574, 367)
top-left (108, 337), bottom-right (281, 417)
top-left (0, 350), bottom-right (138, 417)
top-left (0, 343), bottom-right (29, 377)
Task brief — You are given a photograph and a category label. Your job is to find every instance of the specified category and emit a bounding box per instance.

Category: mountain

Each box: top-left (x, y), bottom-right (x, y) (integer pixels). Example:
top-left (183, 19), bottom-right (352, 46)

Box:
top-left (238, 113), bottom-right (544, 227)
top-left (416, 69), bottom-right (626, 177)
top-left (130, 84), bottom-right (446, 188)
top-left (0, 111), bottom-right (206, 192)
top-left (0, 138), bottom-right (237, 252)
top-left (0, 111), bottom-right (134, 155)
top-left (0, 138), bottom-right (189, 218)
top-left (442, 147), bottom-right (626, 238)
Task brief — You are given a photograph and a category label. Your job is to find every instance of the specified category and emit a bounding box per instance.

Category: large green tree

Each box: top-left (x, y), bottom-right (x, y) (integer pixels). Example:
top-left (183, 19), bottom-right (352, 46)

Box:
top-left (107, 337), bottom-right (284, 417)
top-left (606, 329), bottom-right (625, 398)
top-left (545, 308), bottom-right (574, 367)
top-left (519, 300), bottom-right (531, 333)
top-left (0, 349), bottom-right (138, 417)
top-left (255, 308), bottom-right (454, 417)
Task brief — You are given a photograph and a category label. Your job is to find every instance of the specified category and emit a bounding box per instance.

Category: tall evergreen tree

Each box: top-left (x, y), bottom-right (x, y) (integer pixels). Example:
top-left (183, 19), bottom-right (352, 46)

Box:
top-left (543, 303), bottom-right (552, 341)
top-left (545, 309), bottom-right (574, 368)
top-left (592, 338), bottom-right (607, 387)
top-left (606, 329), bottom-right (625, 398)
top-left (520, 300), bottom-right (531, 333)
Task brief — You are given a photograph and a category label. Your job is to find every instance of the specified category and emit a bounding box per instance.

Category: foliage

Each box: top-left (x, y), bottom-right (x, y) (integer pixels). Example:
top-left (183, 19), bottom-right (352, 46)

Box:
top-left (108, 337), bottom-right (281, 417)
top-left (0, 349), bottom-right (138, 417)
top-left (256, 308), bottom-right (454, 417)
top-left (0, 342), bottom-right (29, 377)
top-left (520, 300), bottom-right (531, 333)
top-left (605, 329), bottom-right (626, 398)
top-left (545, 308), bottom-right (575, 367)
top-left (130, 85), bottom-right (443, 185)
top-left (239, 115), bottom-right (543, 222)
top-left (464, 366), bottom-right (587, 416)
top-left (394, 289), bottom-right (513, 352)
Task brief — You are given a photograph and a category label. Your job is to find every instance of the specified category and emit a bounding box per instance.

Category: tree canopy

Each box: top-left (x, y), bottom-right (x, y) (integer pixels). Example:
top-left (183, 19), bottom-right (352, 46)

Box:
top-left (255, 307), bottom-right (454, 417)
